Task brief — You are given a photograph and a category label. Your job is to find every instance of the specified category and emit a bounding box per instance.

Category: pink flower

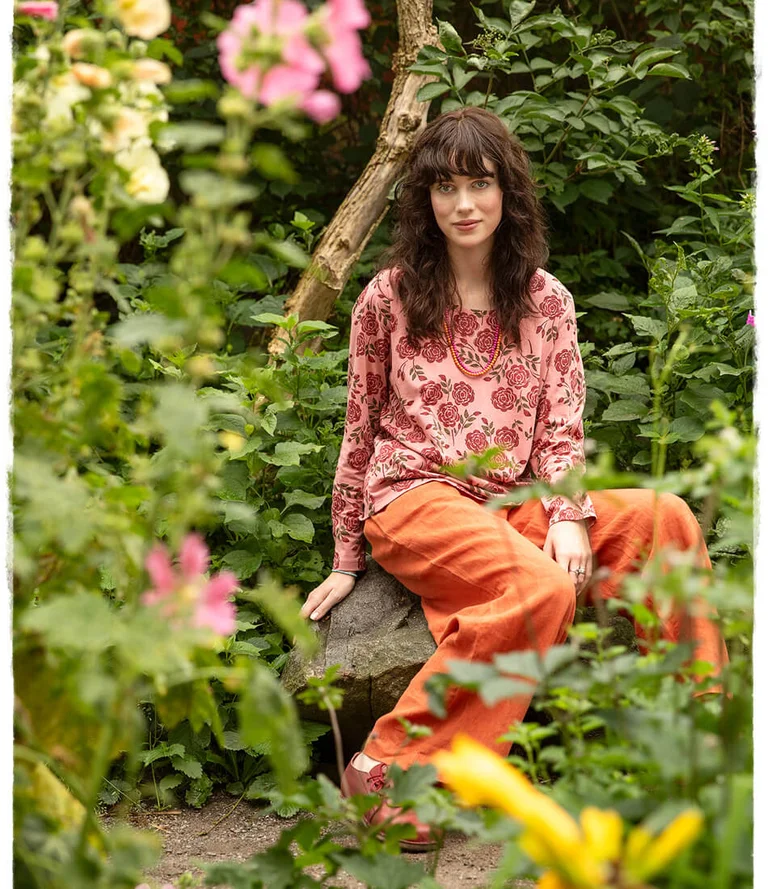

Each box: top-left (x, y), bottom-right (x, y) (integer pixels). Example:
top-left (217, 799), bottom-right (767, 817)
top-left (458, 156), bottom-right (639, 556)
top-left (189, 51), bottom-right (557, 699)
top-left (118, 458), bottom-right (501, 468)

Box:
top-left (142, 533), bottom-right (237, 636)
top-left (320, 1), bottom-right (371, 93)
top-left (300, 89), bottom-right (341, 123)
top-left (217, 0), bottom-right (324, 103)
top-left (16, 1), bottom-right (58, 18)
top-left (747, 310), bottom-right (755, 327)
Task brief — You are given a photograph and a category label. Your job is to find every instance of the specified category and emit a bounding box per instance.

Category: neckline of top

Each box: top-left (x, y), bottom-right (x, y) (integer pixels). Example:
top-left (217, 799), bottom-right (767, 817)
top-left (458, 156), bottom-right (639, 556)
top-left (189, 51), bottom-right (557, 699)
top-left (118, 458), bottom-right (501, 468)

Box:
top-left (447, 305), bottom-right (494, 314)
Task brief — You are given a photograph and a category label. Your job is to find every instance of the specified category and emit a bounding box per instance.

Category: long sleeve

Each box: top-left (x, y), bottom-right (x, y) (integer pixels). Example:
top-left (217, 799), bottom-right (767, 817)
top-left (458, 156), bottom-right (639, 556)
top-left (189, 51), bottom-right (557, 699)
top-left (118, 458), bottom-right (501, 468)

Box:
top-left (331, 274), bottom-right (393, 570)
top-left (529, 280), bottom-right (596, 525)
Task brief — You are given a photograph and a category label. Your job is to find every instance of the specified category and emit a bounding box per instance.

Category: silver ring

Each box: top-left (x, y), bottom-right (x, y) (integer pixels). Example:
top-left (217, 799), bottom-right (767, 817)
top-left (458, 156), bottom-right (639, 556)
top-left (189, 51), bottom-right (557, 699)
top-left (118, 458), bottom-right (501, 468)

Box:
top-left (572, 567), bottom-right (585, 576)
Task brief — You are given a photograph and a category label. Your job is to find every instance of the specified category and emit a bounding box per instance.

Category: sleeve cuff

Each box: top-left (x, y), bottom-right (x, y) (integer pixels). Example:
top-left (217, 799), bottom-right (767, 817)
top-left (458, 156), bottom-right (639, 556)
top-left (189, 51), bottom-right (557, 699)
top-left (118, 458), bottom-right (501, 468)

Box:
top-left (543, 493), bottom-right (597, 526)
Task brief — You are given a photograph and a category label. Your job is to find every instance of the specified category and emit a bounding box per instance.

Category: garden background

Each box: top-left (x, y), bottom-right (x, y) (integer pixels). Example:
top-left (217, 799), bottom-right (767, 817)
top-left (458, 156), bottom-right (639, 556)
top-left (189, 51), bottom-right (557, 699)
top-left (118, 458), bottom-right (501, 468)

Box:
top-left (6, 1), bottom-right (761, 888)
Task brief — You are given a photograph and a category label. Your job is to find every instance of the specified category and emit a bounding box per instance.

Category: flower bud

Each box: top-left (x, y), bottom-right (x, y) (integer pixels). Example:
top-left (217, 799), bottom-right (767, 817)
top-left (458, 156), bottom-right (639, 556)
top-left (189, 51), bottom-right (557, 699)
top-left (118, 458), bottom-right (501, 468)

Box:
top-left (218, 91), bottom-right (252, 119)
top-left (70, 195), bottom-right (96, 226)
top-left (186, 356), bottom-right (215, 379)
top-left (71, 62), bottom-right (113, 89)
top-left (219, 432), bottom-right (246, 453)
top-left (20, 236), bottom-right (48, 263)
top-left (130, 58), bottom-right (172, 84)
top-left (129, 40), bottom-right (149, 58)
top-left (62, 28), bottom-right (102, 58)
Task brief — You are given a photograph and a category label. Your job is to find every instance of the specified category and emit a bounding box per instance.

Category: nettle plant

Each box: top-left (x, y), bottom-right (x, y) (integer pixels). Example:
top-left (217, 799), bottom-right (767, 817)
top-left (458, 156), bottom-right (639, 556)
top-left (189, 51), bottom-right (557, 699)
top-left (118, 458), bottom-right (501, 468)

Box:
top-left (12, 0), bottom-right (374, 884)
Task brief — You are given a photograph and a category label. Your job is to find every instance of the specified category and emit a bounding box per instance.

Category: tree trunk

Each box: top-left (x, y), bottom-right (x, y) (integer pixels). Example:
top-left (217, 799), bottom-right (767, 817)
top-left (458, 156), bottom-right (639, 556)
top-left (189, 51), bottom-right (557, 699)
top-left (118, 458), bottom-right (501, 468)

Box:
top-left (268, 0), bottom-right (439, 357)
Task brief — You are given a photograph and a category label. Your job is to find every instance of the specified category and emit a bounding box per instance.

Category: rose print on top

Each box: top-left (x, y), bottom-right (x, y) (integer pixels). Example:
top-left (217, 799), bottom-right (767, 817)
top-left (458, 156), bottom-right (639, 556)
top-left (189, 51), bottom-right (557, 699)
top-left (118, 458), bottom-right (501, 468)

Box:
top-left (330, 267), bottom-right (596, 570)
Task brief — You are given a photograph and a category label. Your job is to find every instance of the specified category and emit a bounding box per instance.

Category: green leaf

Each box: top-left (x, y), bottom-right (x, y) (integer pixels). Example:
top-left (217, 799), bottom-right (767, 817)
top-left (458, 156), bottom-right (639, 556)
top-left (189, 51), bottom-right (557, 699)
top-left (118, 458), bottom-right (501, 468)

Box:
top-left (252, 143), bottom-right (298, 182)
top-left (179, 171), bottom-right (260, 209)
top-left (586, 370), bottom-right (650, 397)
top-left (185, 774), bottom-right (213, 808)
top-left (163, 79), bottom-right (220, 103)
top-left (586, 292), bottom-right (632, 310)
top-left (509, 0), bottom-right (537, 29)
top-left (626, 315), bottom-right (668, 340)
top-left (387, 763), bottom-right (438, 806)
top-left (417, 82), bottom-right (452, 102)
top-left (633, 47), bottom-right (679, 70)
top-left (579, 178), bottom-right (615, 204)
top-left (218, 259), bottom-right (270, 293)
top-left (109, 313), bottom-right (186, 347)
top-left (20, 591), bottom-right (122, 652)
top-left (281, 513), bottom-right (315, 543)
top-left (158, 773), bottom-right (184, 792)
top-left (438, 19), bottom-right (464, 54)
top-left (647, 62), bottom-right (690, 79)
top-left (171, 755), bottom-right (203, 779)
top-left (160, 122), bottom-right (225, 152)
top-left (240, 662), bottom-right (308, 792)
top-left (261, 441), bottom-right (323, 467)
top-left (153, 384), bottom-right (208, 457)
top-left (667, 416), bottom-right (705, 442)
top-left (342, 853), bottom-right (427, 889)
top-left (267, 239), bottom-right (308, 269)
top-left (601, 400), bottom-right (649, 421)
top-left (140, 743), bottom-right (186, 766)
top-left (283, 490), bottom-right (327, 510)
top-left (221, 550), bottom-right (263, 580)
top-left (252, 312), bottom-right (290, 327)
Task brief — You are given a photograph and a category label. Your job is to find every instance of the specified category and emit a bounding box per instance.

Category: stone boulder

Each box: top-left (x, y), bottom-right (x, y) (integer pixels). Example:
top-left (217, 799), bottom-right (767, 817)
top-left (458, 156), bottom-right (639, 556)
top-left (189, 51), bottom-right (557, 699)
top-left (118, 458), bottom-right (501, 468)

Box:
top-left (281, 557), bottom-right (636, 754)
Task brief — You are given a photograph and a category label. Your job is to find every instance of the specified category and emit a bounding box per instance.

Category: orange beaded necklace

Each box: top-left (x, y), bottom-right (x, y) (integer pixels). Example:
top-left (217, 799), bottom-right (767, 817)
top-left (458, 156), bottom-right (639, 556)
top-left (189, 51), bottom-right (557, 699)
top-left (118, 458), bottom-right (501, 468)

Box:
top-left (443, 310), bottom-right (502, 377)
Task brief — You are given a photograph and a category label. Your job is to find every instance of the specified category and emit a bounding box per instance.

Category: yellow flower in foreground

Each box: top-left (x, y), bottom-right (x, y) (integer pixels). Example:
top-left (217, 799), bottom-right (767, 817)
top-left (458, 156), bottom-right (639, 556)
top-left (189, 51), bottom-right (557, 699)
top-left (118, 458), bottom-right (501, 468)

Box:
top-left (580, 807), bottom-right (623, 865)
top-left (432, 734), bottom-right (704, 889)
top-left (433, 734), bottom-right (603, 888)
top-left (624, 810), bottom-right (704, 883)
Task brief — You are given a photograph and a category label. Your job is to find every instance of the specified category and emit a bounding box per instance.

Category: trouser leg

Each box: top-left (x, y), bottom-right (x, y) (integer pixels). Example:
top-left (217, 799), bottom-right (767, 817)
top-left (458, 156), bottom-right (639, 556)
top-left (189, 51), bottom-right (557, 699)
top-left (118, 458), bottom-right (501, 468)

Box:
top-left (507, 489), bottom-right (728, 672)
top-left (362, 482), bottom-right (576, 768)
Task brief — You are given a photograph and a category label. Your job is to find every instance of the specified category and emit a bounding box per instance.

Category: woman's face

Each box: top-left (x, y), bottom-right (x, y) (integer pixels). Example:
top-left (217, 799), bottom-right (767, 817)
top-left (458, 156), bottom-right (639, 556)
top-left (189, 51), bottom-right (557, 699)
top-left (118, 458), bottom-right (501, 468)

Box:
top-left (428, 157), bottom-right (503, 251)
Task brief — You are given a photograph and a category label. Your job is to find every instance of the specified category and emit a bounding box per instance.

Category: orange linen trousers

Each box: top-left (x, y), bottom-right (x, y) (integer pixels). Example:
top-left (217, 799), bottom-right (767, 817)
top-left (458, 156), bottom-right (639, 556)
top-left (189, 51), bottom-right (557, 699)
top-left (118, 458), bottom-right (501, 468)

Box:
top-left (361, 482), bottom-right (728, 768)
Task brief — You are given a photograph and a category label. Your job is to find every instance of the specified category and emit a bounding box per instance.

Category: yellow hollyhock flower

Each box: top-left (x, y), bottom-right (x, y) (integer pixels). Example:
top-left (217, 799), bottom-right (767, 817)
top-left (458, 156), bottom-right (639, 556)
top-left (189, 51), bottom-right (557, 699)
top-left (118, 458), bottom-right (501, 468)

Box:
top-left (432, 734), bottom-right (604, 888)
top-left (580, 807), bottom-right (623, 864)
top-left (624, 810), bottom-right (704, 883)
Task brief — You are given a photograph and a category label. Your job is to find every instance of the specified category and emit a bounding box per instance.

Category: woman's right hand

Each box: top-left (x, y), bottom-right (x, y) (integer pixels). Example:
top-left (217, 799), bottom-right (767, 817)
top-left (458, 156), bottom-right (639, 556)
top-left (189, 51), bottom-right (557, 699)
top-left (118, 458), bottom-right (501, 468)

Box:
top-left (299, 572), bottom-right (357, 622)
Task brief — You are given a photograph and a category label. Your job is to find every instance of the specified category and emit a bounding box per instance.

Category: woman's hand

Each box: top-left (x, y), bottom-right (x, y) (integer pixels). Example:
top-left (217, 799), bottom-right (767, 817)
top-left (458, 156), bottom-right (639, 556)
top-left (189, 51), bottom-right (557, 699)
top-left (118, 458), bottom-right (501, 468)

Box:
top-left (543, 519), bottom-right (593, 598)
top-left (299, 572), bottom-right (357, 622)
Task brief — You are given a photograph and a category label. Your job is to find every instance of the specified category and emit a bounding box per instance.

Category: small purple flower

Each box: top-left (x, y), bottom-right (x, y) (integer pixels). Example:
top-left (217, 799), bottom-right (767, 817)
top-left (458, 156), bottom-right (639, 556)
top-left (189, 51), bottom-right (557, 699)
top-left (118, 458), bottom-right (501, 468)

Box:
top-left (747, 311), bottom-right (755, 327)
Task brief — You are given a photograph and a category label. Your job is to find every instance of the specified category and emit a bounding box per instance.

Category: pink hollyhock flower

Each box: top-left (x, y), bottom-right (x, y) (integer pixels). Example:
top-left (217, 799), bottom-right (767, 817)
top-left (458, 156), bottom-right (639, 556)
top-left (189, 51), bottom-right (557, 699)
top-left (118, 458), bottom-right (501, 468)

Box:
top-left (301, 89), bottom-right (341, 123)
top-left (747, 310), bottom-right (755, 327)
top-left (320, 0), bottom-right (371, 93)
top-left (17, 1), bottom-right (58, 19)
top-left (142, 533), bottom-right (237, 636)
top-left (217, 0), bottom-right (324, 103)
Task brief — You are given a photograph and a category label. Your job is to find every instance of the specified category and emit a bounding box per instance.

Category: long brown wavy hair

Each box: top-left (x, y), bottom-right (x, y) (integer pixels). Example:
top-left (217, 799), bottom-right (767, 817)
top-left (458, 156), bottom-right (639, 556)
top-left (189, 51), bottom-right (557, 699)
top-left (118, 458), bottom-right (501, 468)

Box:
top-left (378, 107), bottom-right (548, 346)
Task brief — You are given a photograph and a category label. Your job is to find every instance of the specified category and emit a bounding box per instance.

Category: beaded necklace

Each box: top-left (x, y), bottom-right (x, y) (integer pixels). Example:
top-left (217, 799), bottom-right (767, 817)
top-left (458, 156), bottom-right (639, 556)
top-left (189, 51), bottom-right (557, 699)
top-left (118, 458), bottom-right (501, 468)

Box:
top-left (442, 308), bottom-right (502, 378)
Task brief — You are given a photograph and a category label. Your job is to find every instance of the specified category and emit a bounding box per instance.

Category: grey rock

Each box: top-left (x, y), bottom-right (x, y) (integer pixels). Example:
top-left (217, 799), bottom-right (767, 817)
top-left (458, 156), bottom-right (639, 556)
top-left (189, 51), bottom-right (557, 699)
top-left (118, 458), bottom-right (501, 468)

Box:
top-left (282, 558), bottom-right (637, 754)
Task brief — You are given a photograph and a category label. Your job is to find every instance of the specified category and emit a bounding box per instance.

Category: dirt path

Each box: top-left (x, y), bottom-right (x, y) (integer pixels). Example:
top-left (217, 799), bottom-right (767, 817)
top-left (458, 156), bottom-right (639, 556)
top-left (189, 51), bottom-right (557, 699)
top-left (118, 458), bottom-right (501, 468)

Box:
top-left (106, 790), bottom-right (534, 888)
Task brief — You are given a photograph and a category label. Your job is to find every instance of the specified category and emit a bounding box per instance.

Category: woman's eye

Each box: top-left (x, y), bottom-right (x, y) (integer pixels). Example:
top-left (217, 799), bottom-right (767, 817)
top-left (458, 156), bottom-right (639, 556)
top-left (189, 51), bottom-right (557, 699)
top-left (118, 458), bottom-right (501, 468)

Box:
top-left (474, 180), bottom-right (489, 189)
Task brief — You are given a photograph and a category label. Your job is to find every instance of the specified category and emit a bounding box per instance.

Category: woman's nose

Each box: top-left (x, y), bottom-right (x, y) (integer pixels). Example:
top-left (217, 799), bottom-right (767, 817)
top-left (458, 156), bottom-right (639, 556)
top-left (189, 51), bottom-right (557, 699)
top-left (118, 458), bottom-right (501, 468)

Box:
top-left (456, 188), bottom-right (474, 211)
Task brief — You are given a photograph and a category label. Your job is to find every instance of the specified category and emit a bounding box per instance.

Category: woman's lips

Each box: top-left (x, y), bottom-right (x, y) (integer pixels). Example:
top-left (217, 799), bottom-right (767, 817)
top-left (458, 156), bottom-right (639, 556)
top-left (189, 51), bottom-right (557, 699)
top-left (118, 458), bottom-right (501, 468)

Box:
top-left (453, 220), bottom-right (480, 231)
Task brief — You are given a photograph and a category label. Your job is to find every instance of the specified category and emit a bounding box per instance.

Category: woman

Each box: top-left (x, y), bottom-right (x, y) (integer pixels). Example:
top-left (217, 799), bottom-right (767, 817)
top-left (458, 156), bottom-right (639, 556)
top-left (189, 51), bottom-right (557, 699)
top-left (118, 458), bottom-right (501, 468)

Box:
top-left (299, 107), bottom-right (727, 850)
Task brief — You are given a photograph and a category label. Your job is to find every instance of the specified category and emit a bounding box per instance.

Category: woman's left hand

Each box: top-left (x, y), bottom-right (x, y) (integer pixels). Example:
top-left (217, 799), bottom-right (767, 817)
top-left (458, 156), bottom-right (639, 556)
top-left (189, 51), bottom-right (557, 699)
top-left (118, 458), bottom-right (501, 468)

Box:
top-left (543, 519), bottom-right (593, 597)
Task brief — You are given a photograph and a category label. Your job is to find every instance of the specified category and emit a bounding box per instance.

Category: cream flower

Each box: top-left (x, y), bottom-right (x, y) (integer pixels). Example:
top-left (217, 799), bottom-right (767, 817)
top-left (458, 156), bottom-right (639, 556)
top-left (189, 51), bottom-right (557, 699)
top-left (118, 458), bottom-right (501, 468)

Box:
top-left (71, 62), bottom-right (113, 89)
top-left (116, 144), bottom-right (170, 204)
top-left (114, 0), bottom-right (171, 40)
top-left (131, 58), bottom-right (172, 84)
top-left (62, 28), bottom-right (91, 58)
top-left (44, 71), bottom-right (91, 128)
top-left (101, 107), bottom-right (149, 153)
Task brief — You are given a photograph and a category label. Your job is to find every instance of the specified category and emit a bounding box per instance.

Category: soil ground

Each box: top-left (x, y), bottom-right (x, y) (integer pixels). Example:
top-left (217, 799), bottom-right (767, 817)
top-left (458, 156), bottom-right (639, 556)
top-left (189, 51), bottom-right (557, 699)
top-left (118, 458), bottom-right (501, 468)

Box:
top-left (105, 789), bottom-right (535, 888)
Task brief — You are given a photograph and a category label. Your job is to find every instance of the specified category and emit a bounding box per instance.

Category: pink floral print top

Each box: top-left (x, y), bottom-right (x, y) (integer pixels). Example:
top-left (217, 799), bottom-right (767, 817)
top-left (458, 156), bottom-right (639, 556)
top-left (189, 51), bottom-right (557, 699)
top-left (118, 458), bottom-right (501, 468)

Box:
top-left (331, 267), bottom-right (596, 571)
